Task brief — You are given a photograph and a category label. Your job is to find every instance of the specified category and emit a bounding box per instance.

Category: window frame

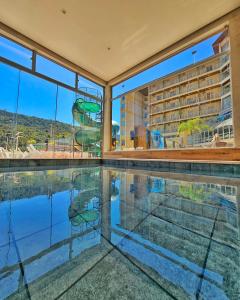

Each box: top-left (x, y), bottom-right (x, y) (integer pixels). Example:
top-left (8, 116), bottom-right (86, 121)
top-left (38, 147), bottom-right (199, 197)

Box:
top-left (0, 33), bottom-right (104, 103)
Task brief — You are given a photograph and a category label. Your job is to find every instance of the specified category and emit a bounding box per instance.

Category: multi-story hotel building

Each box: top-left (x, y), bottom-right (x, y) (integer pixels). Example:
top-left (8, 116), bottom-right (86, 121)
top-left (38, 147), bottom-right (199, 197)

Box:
top-left (119, 32), bottom-right (233, 149)
top-left (149, 32), bottom-right (232, 148)
top-left (120, 88), bottom-right (149, 149)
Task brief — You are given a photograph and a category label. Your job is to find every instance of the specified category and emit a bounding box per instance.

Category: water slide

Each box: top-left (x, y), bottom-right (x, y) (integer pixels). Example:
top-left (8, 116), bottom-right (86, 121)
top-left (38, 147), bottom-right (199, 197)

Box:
top-left (72, 97), bottom-right (102, 155)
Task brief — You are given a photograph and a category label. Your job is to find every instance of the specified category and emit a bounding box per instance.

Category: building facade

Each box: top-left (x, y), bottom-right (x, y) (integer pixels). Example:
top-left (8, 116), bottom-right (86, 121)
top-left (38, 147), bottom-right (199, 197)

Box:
top-left (149, 34), bottom-right (232, 148)
top-left (120, 89), bottom-right (149, 149)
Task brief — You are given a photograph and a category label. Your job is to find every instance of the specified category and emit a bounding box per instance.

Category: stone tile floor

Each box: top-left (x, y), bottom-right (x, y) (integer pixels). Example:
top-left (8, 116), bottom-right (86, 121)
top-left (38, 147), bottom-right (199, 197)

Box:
top-left (0, 166), bottom-right (239, 299)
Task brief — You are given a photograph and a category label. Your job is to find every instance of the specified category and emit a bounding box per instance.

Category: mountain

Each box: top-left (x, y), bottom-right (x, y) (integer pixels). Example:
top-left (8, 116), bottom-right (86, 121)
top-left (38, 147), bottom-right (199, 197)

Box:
top-left (0, 109), bottom-right (73, 149)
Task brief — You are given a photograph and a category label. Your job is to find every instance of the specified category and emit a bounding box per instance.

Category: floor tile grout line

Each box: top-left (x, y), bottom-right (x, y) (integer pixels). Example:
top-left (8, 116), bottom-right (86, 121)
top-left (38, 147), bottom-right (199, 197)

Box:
top-left (1, 224), bottom-right (101, 275)
top-left (100, 233), bottom-right (177, 300)
top-left (10, 228), bottom-right (32, 300)
top-left (151, 210), bottom-right (212, 239)
top-left (84, 205), bottom-right (177, 299)
top-left (120, 198), bottom-right (213, 241)
top-left (110, 226), bottom-right (211, 283)
top-left (195, 208), bottom-right (220, 300)
top-left (118, 199), bottom-right (237, 251)
top-left (0, 218), bottom-right (69, 250)
top-left (54, 247), bottom-right (115, 300)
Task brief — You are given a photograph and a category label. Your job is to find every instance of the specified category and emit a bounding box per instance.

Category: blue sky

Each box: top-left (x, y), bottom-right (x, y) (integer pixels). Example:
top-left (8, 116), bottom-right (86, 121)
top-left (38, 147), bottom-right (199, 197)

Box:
top-left (0, 33), bottom-right (221, 125)
top-left (112, 32), bottom-right (221, 124)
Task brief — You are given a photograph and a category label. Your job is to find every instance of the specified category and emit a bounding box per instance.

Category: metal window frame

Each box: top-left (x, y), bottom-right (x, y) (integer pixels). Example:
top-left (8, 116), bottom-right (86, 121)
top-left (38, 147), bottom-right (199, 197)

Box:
top-left (0, 33), bottom-right (104, 102)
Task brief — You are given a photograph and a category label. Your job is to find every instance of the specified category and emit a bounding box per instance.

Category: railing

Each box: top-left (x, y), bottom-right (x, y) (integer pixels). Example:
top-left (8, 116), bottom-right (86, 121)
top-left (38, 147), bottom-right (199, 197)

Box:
top-left (222, 86), bottom-right (231, 95)
top-left (181, 98), bottom-right (198, 106)
top-left (199, 93), bottom-right (220, 102)
top-left (192, 125), bottom-right (233, 144)
top-left (149, 55), bottom-right (229, 94)
top-left (181, 111), bottom-right (199, 120)
top-left (200, 107), bottom-right (219, 116)
top-left (152, 79), bottom-right (221, 104)
top-left (165, 102), bottom-right (180, 110)
top-left (164, 127), bottom-right (178, 134)
top-left (221, 70), bottom-right (230, 80)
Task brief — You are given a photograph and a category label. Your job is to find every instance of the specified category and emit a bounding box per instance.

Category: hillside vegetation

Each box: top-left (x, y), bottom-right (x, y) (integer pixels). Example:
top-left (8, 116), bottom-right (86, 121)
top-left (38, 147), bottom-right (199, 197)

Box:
top-left (0, 109), bottom-right (73, 149)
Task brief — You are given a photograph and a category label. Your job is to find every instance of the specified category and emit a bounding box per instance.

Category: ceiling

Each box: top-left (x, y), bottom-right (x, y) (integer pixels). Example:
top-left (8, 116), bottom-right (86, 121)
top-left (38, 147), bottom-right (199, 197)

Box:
top-left (0, 0), bottom-right (240, 81)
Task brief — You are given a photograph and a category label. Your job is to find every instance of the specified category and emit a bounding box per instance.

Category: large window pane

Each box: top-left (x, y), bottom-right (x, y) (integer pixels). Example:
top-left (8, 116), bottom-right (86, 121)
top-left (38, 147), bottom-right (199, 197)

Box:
top-left (55, 88), bottom-right (103, 159)
top-left (111, 31), bottom-right (234, 151)
top-left (0, 62), bottom-right (19, 155)
top-left (0, 35), bottom-right (32, 68)
top-left (72, 94), bottom-right (102, 157)
top-left (112, 33), bottom-right (223, 99)
top-left (55, 87), bottom-right (75, 158)
top-left (17, 72), bottom-right (57, 158)
top-left (36, 55), bottom-right (76, 87)
top-left (0, 34), bottom-right (104, 159)
top-left (112, 99), bottom-right (121, 150)
top-left (112, 89), bottom-right (149, 151)
top-left (78, 75), bottom-right (103, 99)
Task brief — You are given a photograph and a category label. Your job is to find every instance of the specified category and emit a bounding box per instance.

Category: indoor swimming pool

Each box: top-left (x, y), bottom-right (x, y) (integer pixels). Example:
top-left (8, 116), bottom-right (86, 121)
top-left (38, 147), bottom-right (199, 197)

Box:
top-left (0, 166), bottom-right (239, 299)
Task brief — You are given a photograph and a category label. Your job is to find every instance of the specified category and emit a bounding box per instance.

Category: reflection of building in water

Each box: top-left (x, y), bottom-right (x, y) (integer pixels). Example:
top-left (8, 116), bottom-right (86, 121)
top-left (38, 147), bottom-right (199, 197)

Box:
top-left (149, 178), bottom-right (239, 246)
top-left (118, 173), bottom-right (149, 231)
top-left (115, 172), bottom-right (239, 299)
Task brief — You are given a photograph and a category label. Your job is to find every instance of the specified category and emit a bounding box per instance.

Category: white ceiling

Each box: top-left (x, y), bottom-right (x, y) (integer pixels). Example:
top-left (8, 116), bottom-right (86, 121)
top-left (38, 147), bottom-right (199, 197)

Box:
top-left (0, 0), bottom-right (240, 81)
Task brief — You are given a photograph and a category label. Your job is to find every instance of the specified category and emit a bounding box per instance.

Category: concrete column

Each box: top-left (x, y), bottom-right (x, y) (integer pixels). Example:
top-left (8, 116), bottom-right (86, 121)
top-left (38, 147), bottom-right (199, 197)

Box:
top-left (103, 85), bottom-right (112, 153)
top-left (229, 12), bottom-right (240, 147)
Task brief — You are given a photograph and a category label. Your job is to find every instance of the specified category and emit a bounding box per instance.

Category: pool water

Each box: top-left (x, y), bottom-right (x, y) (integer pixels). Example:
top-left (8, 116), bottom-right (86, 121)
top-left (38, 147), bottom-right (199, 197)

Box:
top-left (0, 167), bottom-right (239, 299)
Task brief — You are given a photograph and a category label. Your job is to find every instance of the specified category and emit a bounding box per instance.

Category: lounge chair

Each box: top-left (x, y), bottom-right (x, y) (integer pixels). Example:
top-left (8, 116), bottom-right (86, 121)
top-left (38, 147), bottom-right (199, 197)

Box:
top-left (0, 147), bottom-right (11, 158)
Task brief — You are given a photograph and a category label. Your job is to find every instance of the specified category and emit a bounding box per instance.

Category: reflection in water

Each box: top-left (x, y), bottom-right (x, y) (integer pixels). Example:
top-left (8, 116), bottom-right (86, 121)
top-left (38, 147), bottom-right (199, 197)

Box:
top-left (0, 167), bottom-right (239, 299)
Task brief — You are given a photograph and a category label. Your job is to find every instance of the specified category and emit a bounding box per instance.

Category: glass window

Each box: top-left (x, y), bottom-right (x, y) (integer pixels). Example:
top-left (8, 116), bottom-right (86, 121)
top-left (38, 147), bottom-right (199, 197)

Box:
top-left (78, 75), bottom-right (103, 99)
top-left (112, 33), bottom-right (222, 98)
top-left (70, 92), bottom-right (102, 158)
top-left (55, 87), bottom-right (75, 158)
top-left (0, 35), bottom-right (32, 68)
top-left (0, 35), bottom-right (104, 159)
top-left (111, 30), bottom-right (234, 151)
top-left (17, 72), bottom-right (57, 157)
top-left (0, 62), bottom-right (19, 153)
top-left (111, 99), bottom-right (120, 150)
top-left (36, 55), bottom-right (76, 87)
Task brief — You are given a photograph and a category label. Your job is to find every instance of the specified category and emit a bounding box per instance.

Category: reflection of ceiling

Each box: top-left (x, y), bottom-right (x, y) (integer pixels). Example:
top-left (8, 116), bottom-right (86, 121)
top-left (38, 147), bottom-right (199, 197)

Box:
top-left (0, 1), bottom-right (240, 81)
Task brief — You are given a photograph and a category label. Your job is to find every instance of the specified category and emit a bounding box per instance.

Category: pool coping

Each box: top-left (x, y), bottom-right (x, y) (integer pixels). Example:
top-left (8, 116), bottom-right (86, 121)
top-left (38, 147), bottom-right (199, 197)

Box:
top-left (1, 158), bottom-right (240, 178)
top-left (0, 158), bottom-right (101, 170)
top-left (102, 158), bottom-right (240, 178)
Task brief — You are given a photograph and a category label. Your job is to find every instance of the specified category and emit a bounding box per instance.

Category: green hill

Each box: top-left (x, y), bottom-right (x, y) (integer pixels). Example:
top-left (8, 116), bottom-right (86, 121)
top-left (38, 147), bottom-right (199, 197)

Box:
top-left (0, 109), bottom-right (73, 150)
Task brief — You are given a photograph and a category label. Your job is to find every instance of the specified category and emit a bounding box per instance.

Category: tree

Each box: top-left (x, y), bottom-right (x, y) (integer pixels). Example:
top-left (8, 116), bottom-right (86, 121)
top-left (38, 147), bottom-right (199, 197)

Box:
top-left (27, 138), bottom-right (37, 145)
top-left (178, 117), bottom-right (210, 147)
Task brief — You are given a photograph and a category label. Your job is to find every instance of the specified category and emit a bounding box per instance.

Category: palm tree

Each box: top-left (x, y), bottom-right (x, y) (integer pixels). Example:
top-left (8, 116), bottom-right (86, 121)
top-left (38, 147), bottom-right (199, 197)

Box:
top-left (178, 117), bottom-right (210, 147)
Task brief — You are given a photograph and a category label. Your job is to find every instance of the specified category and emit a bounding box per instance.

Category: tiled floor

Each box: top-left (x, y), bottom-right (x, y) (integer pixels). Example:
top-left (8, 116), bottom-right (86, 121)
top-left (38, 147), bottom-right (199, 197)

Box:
top-left (0, 166), bottom-right (239, 299)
